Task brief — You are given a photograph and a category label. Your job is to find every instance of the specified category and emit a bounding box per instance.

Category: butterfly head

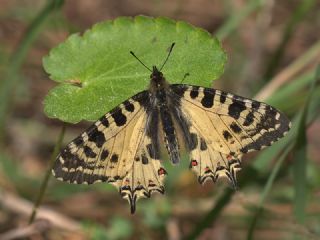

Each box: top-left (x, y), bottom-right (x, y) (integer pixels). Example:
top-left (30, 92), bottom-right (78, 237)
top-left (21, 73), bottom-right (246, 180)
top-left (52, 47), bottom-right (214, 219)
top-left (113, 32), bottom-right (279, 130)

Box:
top-left (151, 66), bottom-right (163, 81)
top-left (149, 66), bottom-right (168, 90)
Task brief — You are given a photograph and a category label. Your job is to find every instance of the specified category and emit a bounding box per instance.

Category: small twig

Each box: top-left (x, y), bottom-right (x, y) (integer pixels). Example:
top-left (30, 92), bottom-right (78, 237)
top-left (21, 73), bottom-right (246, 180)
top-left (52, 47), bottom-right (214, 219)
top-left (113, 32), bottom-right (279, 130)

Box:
top-left (255, 40), bottom-right (320, 101)
top-left (0, 190), bottom-right (81, 231)
top-left (166, 218), bottom-right (181, 240)
top-left (0, 219), bottom-right (50, 240)
top-left (29, 124), bottom-right (66, 224)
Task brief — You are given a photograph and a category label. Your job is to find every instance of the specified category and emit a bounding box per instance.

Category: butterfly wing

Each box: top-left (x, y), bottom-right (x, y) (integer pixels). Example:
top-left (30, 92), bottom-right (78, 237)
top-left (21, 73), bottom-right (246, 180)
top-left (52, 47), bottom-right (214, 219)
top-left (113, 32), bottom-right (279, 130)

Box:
top-left (169, 84), bottom-right (291, 185)
top-left (52, 91), bottom-right (166, 213)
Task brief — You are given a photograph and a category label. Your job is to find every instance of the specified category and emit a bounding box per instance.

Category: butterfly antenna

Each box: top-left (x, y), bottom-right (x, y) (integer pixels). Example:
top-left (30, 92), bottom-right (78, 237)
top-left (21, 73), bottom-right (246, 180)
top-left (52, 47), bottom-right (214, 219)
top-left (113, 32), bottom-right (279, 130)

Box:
top-left (130, 51), bottom-right (152, 72)
top-left (160, 42), bottom-right (175, 71)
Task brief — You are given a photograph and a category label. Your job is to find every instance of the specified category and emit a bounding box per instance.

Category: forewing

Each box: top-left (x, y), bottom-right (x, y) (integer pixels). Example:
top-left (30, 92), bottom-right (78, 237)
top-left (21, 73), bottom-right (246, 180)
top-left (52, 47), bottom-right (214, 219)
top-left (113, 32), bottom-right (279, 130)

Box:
top-left (170, 84), bottom-right (291, 185)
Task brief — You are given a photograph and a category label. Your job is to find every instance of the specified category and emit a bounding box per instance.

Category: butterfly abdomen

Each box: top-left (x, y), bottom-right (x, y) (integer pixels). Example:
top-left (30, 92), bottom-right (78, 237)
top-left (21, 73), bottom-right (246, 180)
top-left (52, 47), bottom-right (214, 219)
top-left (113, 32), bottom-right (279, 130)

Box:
top-left (155, 88), bottom-right (180, 164)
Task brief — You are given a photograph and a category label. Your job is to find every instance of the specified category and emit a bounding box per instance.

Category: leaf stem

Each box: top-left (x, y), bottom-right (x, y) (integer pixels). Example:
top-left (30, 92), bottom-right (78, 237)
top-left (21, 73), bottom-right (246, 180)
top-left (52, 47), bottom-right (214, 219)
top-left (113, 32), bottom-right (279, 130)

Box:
top-left (0, 0), bottom-right (64, 142)
top-left (28, 124), bottom-right (65, 224)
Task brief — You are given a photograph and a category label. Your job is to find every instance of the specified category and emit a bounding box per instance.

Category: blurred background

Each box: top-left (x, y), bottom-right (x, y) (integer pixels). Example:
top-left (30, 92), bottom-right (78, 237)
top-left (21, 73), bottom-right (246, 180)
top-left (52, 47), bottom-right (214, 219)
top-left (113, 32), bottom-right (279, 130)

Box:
top-left (0, 0), bottom-right (320, 239)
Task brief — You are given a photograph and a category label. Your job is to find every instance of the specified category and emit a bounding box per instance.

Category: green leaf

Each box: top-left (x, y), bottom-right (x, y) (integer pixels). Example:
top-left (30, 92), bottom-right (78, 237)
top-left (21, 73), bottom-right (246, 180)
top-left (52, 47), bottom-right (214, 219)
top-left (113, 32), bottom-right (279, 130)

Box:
top-left (43, 16), bottom-right (226, 123)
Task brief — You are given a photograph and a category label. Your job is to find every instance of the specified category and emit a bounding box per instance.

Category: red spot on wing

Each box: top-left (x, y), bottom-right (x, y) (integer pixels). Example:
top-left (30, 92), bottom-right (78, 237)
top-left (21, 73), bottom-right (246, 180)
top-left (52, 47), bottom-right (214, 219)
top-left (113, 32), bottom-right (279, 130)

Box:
top-left (158, 167), bottom-right (167, 176)
top-left (204, 166), bottom-right (212, 174)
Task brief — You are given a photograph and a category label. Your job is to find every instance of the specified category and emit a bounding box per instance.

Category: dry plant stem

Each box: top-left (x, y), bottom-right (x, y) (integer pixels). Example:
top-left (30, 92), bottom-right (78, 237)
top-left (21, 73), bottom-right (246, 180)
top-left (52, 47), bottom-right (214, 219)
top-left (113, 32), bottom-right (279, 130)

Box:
top-left (29, 124), bottom-right (66, 224)
top-left (0, 190), bottom-right (81, 231)
top-left (255, 40), bottom-right (320, 101)
top-left (0, 219), bottom-right (50, 240)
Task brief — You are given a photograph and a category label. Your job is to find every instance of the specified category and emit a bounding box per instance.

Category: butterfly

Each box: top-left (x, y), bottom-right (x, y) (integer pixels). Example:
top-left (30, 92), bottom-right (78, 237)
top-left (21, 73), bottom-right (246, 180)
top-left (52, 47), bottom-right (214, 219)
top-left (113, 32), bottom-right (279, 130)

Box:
top-left (52, 43), bottom-right (291, 213)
